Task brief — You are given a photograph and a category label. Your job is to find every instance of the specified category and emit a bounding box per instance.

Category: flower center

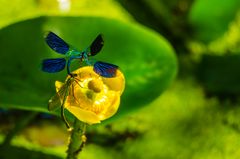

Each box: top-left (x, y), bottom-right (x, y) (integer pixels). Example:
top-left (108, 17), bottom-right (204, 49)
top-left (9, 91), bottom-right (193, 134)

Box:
top-left (73, 77), bottom-right (107, 114)
top-left (88, 79), bottom-right (103, 93)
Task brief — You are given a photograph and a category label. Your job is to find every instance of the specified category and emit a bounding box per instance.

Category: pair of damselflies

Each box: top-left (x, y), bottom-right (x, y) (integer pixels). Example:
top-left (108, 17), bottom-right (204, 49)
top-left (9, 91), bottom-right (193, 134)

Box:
top-left (42, 32), bottom-right (118, 128)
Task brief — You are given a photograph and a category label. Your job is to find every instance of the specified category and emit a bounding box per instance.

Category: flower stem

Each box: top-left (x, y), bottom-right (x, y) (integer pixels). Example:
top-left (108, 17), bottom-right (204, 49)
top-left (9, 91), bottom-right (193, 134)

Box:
top-left (66, 118), bottom-right (87, 159)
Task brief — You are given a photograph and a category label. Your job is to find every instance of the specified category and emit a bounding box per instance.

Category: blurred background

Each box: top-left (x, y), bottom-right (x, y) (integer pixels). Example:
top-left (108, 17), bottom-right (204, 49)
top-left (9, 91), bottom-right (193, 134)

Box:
top-left (1, 0), bottom-right (240, 158)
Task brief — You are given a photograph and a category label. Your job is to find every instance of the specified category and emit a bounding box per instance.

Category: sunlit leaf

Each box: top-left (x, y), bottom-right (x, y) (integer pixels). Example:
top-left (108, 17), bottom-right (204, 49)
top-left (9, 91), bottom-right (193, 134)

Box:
top-left (0, 16), bottom-right (177, 120)
top-left (0, 0), bottom-right (132, 29)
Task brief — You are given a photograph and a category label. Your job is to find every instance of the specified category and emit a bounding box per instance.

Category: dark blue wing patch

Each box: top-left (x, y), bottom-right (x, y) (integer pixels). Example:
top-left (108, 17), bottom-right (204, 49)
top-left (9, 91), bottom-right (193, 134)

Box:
top-left (90, 34), bottom-right (104, 56)
top-left (42, 58), bottom-right (66, 73)
top-left (93, 61), bottom-right (118, 78)
top-left (45, 32), bottom-right (69, 54)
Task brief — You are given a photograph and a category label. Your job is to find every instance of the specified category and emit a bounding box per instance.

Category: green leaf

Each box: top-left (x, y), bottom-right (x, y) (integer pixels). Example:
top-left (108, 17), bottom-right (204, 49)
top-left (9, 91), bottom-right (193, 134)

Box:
top-left (0, 0), bottom-right (132, 29)
top-left (0, 16), bottom-right (177, 120)
top-left (189, 0), bottom-right (240, 42)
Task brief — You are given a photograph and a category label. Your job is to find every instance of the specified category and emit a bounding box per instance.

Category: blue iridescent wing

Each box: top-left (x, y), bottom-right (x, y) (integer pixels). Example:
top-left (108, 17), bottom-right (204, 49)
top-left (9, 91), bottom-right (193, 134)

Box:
top-left (89, 34), bottom-right (104, 56)
top-left (93, 61), bottom-right (118, 78)
top-left (42, 58), bottom-right (66, 73)
top-left (45, 32), bottom-right (69, 54)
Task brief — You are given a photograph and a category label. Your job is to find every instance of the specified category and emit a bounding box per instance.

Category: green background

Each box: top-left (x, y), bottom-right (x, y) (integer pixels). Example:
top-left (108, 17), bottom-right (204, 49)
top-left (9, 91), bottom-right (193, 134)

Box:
top-left (0, 0), bottom-right (240, 159)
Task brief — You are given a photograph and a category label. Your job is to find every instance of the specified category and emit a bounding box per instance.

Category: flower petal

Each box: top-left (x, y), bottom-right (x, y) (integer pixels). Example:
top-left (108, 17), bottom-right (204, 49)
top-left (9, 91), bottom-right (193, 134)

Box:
top-left (99, 94), bottom-right (120, 120)
top-left (65, 105), bottom-right (101, 125)
top-left (55, 81), bottom-right (63, 92)
top-left (102, 69), bottom-right (125, 95)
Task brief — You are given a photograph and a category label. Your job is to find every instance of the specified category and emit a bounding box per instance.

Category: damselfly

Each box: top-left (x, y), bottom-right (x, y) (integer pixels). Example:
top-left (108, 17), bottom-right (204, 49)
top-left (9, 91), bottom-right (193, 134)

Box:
top-left (42, 32), bottom-right (118, 78)
top-left (48, 74), bottom-right (81, 128)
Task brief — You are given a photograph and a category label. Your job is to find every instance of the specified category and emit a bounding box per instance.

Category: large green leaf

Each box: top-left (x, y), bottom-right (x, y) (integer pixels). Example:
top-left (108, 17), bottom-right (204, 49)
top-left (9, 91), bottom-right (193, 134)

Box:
top-left (0, 16), bottom-right (177, 119)
top-left (0, 0), bottom-right (132, 29)
top-left (189, 0), bottom-right (240, 42)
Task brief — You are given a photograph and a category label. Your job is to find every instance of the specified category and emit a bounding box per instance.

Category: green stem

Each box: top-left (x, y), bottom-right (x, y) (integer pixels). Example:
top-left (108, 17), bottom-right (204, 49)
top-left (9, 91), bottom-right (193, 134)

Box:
top-left (66, 118), bottom-right (87, 159)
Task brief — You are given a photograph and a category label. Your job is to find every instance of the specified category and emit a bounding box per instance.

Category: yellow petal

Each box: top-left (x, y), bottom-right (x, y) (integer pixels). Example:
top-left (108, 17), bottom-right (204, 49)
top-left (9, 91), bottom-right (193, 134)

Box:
top-left (65, 105), bottom-right (101, 125)
top-left (102, 69), bottom-right (125, 95)
top-left (55, 81), bottom-right (63, 92)
top-left (99, 94), bottom-right (120, 120)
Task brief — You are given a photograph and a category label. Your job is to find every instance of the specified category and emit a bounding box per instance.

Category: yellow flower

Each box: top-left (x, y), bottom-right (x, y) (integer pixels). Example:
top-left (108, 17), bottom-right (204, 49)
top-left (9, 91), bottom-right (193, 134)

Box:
top-left (55, 66), bottom-right (125, 125)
